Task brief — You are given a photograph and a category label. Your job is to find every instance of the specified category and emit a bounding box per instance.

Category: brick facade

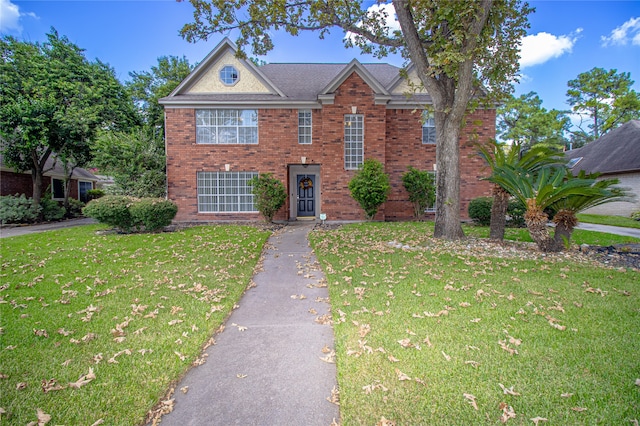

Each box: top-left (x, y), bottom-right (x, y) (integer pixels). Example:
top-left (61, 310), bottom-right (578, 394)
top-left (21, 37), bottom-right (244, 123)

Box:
top-left (165, 71), bottom-right (493, 223)
top-left (1, 170), bottom-right (88, 201)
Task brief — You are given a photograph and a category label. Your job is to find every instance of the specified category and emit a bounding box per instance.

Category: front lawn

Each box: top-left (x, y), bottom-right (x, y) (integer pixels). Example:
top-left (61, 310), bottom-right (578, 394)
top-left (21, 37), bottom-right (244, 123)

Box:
top-left (0, 225), bottom-right (270, 425)
top-left (577, 213), bottom-right (640, 229)
top-left (310, 222), bottom-right (640, 425)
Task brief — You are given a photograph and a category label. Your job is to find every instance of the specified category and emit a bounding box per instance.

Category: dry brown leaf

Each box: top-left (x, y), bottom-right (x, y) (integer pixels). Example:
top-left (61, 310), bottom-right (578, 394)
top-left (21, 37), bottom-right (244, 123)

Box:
top-left (16, 382), bottom-right (27, 390)
top-left (441, 351), bottom-right (451, 361)
top-left (571, 407), bottom-right (587, 412)
top-left (463, 393), bottom-right (478, 410)
top-left (499, 383), bottom-right (521, 396)
top-left (33, 408), bottom-right (51, 426)
top-left (376, 417), bottom-right (396, 426)
top-left (530, 417), bottom-right (548, 425)
top-left (395, 368), bottom-right (411, 381)
top-left (320, 350), bottom-right (336, 363)
top-left (465, 360), bottom-right (480, 368)
top-left (327, 385), bottom-right (340, 405)
top-left (180, 386), bottom-right (189, 394)
top-left (33, 329), bottom-right (49, 338)
top-left (398, 338), bottom-right (413, 348)
top-left (388, 355), bottom-right (400, 363)
top-left (41, 379), bottom-right (65, 393)
top-left (359, 324), bottom-right (371, 338)
top-left (499, 403), bottom-right (516, 423)
top-left (90, 420), bottom-right (104, 426)
top-left (68, 367), bottom-right (96, 389)
top-left (61, 359), bottom-right (72, 367)
top-left (236, 374), bottom-right (247, 379)
top-left (635, 378), bottom-right (640, 387)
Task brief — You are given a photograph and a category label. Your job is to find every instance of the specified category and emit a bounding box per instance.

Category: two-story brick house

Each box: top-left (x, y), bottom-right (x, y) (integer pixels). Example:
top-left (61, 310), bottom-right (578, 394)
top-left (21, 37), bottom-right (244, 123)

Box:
top-left (160, 38), bottom-right (493, 222)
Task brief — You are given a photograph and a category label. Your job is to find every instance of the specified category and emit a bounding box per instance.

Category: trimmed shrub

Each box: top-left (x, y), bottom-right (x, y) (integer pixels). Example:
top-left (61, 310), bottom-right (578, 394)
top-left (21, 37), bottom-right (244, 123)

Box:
top-left (40, 194), bottom-right (65, 222)
top-left (65, 199), bottom-right (86, 218)
top-left (129, 198), bottom-right (178, 231)
top-left (402, 166), bottom-right (436, 219)
top-left (83, 195), bottom-right (136, 232)
top-left (348, 158), bottom-right (391, 220)
top-left (631, 210), bottom-right (640, 221)
top-left (507, 198), bottom-right (526, 227)
top-left (248, 173), bottom-right (287, 223)
top-left (0, 194), bottom-right (41, 224)
top-left (468, 196), bottom-right (493, 226)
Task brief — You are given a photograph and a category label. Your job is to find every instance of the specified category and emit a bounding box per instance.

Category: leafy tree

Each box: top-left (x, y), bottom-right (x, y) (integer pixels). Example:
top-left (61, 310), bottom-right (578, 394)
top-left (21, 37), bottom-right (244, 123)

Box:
top-left (0, 29), bottom-right (137, 215)
top-left (402, 166), bottom-right (435, 219)
top-left (348, 158), bottom-right (391, 220)
top-left (248, 173), bottom-right (287, 223)
top-left (179, 0), bottom-right (533, 240)
top-left (127, 56), bottom-right (193, 131)
top-left (497, 92), bottom-right (570, 150)
top-left (566, 67), bottom-right (640, 141)
top-left (92, 129), bottom-right (167, 198)
top-left (476, 140), bottom-right (562, 240)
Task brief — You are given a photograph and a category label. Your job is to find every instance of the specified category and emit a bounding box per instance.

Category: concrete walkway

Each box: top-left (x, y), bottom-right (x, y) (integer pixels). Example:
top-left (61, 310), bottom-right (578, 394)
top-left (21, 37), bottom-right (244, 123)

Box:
top-left (156, 222), bottom-right (339, 426)
top-left (575, 222), bottom-right (640, 239)
top-left (0, 217), bottom-right (97, 238)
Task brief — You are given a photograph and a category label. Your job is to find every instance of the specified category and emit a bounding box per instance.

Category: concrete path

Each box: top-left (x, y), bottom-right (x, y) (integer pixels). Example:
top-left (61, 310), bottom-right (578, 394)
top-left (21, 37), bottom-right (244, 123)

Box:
top-left (0, 217), bottom-right (97, 238)
top-left (575, 222), bottom-right (640, 239)
top-left (157, 222), bottom-right (339, 426)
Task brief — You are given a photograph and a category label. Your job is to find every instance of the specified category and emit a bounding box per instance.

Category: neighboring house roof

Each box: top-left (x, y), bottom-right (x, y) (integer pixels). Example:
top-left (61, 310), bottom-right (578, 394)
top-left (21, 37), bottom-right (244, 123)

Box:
top-left (0, 153), bottom-right (98, 181)
top-left (159, 38), bottom-right (431, 108)
top-left (565, 120), bottom-right (640, 175)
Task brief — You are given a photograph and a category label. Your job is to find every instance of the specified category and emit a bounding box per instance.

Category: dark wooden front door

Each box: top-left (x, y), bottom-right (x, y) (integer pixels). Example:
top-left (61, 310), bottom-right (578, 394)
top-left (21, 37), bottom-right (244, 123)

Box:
top-left (296, 174), bottom-right (315, 217)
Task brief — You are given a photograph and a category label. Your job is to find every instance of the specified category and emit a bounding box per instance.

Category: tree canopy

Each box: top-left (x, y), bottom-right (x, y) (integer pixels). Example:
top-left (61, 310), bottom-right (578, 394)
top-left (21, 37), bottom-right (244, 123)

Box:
top-left (0, 28), bottom-right (137, 209)
top-left (180, 0), bottom-right (533, 239)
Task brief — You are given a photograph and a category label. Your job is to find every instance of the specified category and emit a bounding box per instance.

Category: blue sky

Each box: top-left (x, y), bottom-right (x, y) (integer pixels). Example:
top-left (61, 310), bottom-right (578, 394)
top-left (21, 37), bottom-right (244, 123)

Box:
top-left (1, 0), bottom-right (639, 116)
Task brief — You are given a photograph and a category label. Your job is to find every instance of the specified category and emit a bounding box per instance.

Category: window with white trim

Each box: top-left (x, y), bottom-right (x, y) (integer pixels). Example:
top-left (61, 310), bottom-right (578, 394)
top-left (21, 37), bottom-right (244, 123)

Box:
top-left (298, 110), bottom-right (312, 144)
top-left (197, 171), bottom-right (258, 213)
top-left (344, 114), bottom-right (364, 169)
top-left (78, 181), bottom-right (92, 203)
top-left (219, 65), bottom-right (239, 85)
top-left (422, 110), bottom-right (436, 144)
top-left (196, 109), bottom-right (258, 144)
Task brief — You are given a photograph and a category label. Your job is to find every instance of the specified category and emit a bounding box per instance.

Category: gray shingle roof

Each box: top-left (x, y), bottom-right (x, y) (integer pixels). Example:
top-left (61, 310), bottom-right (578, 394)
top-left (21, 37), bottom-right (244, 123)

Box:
top-left (565, 120), bottom-right (640, 175)
top-left (0, 152), bottom-right (98, 181)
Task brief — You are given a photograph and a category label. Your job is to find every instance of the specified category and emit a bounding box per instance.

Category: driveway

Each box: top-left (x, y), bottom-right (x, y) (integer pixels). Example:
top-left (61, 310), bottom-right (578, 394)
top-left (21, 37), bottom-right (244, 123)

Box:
top-left (0, 218), bottom-right (97, 238)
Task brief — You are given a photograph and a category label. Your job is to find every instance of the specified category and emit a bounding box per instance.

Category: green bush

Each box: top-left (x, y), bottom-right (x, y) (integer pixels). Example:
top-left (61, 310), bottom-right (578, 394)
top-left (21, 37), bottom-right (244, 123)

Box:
top-left (348, 158), bottom-right (391, 220)
top-left (40, 194), bottom-right (65, 222)
top-left (468, 196), bottom-right (493, 226)
top-left (507, 198), bottom-right (526, 227)
top-left (65, 198), bottom-right (86, 218)
top-left (87, 189), bottom-right (105, 200)
top-left (83, 195), bottom-right (178, 233)
top-left (0, 194), bottom-right (41, 224)
top-left (401, 166), bottom-right (436, 219)
top-left (631, 211), bottom-right (640, 221)
top-left (248, 173), bottom-right (287, 223)
top-left (83, 195), bottom-right (136, 232)
top-left (129, 198), bottom-right (178, 231)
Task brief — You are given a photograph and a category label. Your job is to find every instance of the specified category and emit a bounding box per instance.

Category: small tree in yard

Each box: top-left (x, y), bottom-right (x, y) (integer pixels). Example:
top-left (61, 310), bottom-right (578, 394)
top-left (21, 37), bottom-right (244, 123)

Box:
top-left (402, 166), bottom-right (435, 219)
top-left (348, 159), bottom-right (390, 220)
top-left (248, 173), bottom-right (286, 223)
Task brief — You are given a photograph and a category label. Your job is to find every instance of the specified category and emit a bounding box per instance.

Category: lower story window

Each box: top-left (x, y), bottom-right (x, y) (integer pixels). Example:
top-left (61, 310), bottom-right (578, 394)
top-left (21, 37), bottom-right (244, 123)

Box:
top-left (79, 181), bottom-right (92, 203)
top-left (52, 178), bottom-right (64, 200)
top-left (197, 171), bottom-right (258, 213)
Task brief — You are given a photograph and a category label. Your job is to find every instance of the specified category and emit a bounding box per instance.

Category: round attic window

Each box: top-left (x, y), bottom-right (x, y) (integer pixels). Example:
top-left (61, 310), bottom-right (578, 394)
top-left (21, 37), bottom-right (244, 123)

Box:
top-left (220, 65), bottom-right (239, 86)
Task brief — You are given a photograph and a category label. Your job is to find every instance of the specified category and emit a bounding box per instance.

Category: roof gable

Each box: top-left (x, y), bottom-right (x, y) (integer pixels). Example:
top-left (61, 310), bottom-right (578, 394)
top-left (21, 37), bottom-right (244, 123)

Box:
top-left (565, 120), bottom-right (640, 175)
top-left (167, 38), bottom-right (284, 97)
top-left (320, 59), bottom-right (390, 96)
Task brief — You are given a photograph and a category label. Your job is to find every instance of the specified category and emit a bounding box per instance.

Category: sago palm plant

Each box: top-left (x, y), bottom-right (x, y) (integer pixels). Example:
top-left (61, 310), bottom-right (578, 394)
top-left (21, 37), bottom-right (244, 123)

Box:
top-left (476, 140), bottom-right (562, 240)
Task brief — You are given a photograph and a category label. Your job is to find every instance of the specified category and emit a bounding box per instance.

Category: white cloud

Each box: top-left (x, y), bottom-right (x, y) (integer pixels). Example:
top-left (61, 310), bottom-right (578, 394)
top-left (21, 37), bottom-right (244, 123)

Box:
top-left (601, 17), bottom-right (640, 47)
top-left (0, 0), bottom-right (37, 34)
top-left (345, 2), bottom-right (400, 44)
top-left (519, 29), bottom-right (581, 68)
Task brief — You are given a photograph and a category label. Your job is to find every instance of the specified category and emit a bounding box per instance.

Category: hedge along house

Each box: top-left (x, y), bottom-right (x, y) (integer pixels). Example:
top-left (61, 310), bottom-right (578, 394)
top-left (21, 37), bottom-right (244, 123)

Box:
top-left (160, 38), bottom-right (494, 222)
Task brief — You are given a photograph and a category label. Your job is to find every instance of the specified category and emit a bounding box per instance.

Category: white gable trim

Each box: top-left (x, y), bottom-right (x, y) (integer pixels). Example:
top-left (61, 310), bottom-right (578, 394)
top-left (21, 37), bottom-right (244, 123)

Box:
top-left (319, 59), bottom-right (390, 97)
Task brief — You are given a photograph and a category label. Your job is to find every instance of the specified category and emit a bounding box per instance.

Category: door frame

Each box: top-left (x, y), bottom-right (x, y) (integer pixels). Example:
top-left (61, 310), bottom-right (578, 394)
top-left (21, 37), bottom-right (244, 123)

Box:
top-left (288, 164), bottom-right (321, 220)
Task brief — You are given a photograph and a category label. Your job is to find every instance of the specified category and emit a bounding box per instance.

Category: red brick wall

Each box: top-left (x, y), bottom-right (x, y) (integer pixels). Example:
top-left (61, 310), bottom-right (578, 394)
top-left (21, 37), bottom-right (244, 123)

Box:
top-left (165, 72), bottom-right (494, 222)
top-left (1, 171), bottom-right (87, 201)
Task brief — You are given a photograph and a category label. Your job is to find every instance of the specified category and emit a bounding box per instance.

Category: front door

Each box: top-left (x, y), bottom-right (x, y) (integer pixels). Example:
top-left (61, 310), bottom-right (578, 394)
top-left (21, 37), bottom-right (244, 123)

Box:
top-left (296, 174), bottom-right (315, 217)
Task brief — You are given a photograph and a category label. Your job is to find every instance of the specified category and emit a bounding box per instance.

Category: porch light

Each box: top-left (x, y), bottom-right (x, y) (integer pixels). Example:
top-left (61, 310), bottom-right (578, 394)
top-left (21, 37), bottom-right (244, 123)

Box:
top-left (225, 164), bottom-right (231, 171)
top-left (432, 164), bottom-right (437, 171)
top-left (301, 156), bottom-right (307, 164)
top-left (351, 106), bottom-right (357, 114)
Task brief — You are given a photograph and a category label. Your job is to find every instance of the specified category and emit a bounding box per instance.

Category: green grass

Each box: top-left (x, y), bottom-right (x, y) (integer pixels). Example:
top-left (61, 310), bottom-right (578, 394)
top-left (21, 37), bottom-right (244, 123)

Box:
top-left (0, 224), bottom-right (270, 425)
top-left (577, 213), bottom-right (640, 229)
top-left (309, 222), bottom-right (640, 425)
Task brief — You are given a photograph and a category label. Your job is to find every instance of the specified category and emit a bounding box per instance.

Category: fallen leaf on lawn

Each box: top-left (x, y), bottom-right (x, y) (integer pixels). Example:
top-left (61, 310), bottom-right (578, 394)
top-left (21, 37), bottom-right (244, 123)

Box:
top-left (68, 367), bottom-right (95, 389)
top-left (93, 353), bottom-right (103, 364)
top-left (236, 374), bottom-right (247, 379)
top-left (315, 314), bottom-right (332, 325)
top-left (635, 378), bottom-right (640, 386)
top-left (327, 385), bottom-right (340, 405)
top-left (61, 359), bottom-right (72, 367)
top-left (57, 328), bottom-right (73, 336)
top-left (320, 350), bottom-right (336, 363)
top-left (395, 368), bottom-right (411, 381)
top-left (41, 379), bottom-right (65, 393)
top-left (174, 351), bottom-right (186, 361)
top-left (321, 345), bottom-right (332, 354)
top-left (530, 417), bottom-right (548, 425)
top-left (465, 360), bottom-right (480, 368)
top-left (388, 355), bottom-right (400, 363)
top-left (499, 402), bottom-right (516, 422)
top-left (571, 407), bottom-right (587, 412)
top-left (549, 321), bottom-right (566, 331)
top-left (470, 318), bottom-right (482, 323)
top-left (498, 340), bottom-right (518, 355)
top-left (16, 382), bottom-right (27, 390)
top-left (463, 393), bottom-right (478, 410)
top-left (180, 386), bottom-right (189, 394)
top-left (308, 308), bottom-right (318, 315)
top-left (170, 306), bottom-right (183, 315)
top-left (33, 329), bottom-right (49, 338)
top-left (31, 408), bottom-right (51, 426)
top-left (168, 319), bottom-right (183, 326)
top-left (442, 351), bottom-right (451, 361)
top-left (398, 338), bottom-right (413, 348)
top-left (90, 420), bottom-right (104, 426)
top-left (107, 349), bottom-right (131, 364)
top-left (561, 392), bottom-right (573, 398)
top-left (423, 336), bottom-right (432, 347)
top-left (0, 373), bottom-right (8, 379)
top-left (359, 324), bottom-right (371, 338)
top-left (499, 383), bottom-right (521, 396)
top-left (459, 302), bottom-right (471, 308)
top-left (113, 337), bottom-right (126, 343)
top-left (138, 349), bottom-right (153, 356)
top-left (376, 417), bottom-right (396, 426)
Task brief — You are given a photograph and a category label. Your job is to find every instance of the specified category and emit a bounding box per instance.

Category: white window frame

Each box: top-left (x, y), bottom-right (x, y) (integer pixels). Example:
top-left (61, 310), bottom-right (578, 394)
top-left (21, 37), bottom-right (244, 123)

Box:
top-left (197, 171), bottom-right (258, 213)
top-left (298, 110), bottom-right (312, 144)
top-left (219, 65), bottom-right (239, 86)
top-left (344, 114), bottom-right (364, 170)
top-left (78, 180), bottom-right (93, 203)
top-left (196, 109), bottom-right (258, 145)
top-left (422, 110), bottom-right (436, 145)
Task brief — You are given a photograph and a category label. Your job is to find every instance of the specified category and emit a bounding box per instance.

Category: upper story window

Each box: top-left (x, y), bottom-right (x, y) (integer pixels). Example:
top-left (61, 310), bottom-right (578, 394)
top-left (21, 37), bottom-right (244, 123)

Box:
top-left (196, 109), bottom-right (258, 144)
top-left (567, 157), bottom-right (583, 168)
top-left (298, 110), bottom-right (312, 144)
top-left (422, 110), bottom-right (436, 144)
top-left (219, 65), bottom-right (239, 85)
top-left (344, 114), bottom-right (364, 170)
